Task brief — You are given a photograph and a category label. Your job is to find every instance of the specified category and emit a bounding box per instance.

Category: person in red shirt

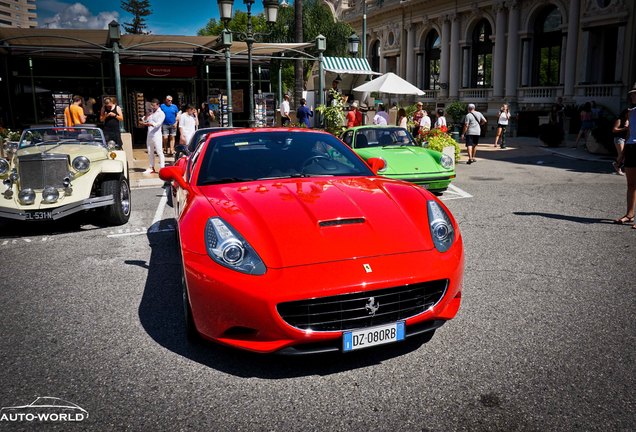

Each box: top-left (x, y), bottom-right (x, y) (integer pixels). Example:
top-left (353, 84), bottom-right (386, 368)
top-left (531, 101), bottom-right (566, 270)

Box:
top-left (346, 101), bottom-right (362, 128)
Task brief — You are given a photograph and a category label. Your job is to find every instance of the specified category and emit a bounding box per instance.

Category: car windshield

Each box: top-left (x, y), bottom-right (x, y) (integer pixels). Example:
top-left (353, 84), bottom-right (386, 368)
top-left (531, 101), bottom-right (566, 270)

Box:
top-left (352, 127), bottom-right (416, 148)
top-left (197, 130), bottom-right (374, 185)
top-left (18, 127), bottom-right (106, 149)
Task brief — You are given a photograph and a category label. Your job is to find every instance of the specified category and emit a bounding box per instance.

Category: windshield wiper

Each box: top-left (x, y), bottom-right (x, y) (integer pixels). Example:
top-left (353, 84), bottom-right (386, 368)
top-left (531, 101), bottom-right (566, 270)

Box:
top-left (199, 177), bottom-right (252, 185)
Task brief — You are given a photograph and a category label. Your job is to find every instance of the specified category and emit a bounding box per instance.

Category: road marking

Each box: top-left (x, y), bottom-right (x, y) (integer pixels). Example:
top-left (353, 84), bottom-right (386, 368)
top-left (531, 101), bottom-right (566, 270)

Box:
top-left (148, 193), bottom-right (168, 234)
top-left (441, 184), bottom-right (473, 200)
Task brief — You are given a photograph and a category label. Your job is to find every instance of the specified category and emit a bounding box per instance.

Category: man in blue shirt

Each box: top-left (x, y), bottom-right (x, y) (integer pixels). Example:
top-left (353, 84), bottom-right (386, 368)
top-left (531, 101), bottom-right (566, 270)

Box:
top-left (160, 95), bottom-right (180, 156)
top-left (296, 98), bottom-right (313, 128)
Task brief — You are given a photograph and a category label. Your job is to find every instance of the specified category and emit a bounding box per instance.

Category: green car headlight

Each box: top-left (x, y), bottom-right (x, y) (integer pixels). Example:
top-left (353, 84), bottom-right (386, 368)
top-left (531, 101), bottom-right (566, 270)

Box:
top-left (440, 154), bottom-right (453, 169)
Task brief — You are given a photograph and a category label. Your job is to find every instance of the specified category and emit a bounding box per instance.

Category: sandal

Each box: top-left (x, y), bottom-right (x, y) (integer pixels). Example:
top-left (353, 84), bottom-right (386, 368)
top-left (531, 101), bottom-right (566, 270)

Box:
top-left (613, 215), bottom-right (635, 224)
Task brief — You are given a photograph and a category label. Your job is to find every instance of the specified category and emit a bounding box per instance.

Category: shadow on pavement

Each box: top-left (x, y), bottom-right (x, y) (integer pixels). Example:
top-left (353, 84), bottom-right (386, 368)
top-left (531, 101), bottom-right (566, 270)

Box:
top-left (514, 211), bottom-right (618, 225)
top-left (135, 208), bottom-right (428, 378)
top-left (0, 212), bottom-right (111, 238)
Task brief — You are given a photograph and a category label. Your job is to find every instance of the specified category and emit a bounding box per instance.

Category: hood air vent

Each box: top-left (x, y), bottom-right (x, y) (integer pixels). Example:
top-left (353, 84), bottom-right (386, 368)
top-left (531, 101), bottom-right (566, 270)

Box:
top-left (319, 218), bottom-right (366, 227)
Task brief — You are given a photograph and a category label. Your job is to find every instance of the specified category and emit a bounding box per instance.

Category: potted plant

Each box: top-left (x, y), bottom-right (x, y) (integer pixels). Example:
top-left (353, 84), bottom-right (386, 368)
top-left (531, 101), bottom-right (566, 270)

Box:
top-left (315, 89), bottom-right (346, 136)
top-left (417, 128), bottom-right (461, 162)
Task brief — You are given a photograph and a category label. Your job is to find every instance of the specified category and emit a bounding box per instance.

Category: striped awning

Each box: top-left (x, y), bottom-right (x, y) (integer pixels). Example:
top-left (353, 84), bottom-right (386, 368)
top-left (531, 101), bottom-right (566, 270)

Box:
top-left (322, 57), bottom-right (381, 75)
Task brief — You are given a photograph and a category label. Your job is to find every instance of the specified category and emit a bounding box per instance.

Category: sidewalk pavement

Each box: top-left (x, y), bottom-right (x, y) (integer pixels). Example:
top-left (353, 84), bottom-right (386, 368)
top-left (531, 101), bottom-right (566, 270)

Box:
top-left (127, 135), bottom-right (617, 189)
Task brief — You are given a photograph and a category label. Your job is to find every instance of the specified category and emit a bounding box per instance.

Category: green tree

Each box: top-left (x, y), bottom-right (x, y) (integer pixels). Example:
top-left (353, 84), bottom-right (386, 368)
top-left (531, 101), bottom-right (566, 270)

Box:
top-left (121, 0), bottom-right (152, 34)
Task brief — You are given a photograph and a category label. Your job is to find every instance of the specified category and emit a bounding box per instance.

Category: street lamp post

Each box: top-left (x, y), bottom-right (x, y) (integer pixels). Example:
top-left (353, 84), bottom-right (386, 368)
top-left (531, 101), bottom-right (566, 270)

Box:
top-left (216, 0), bottom-right (279, 128)
top-left (316, 34), bottom-right (326, 128)
top-left (219, 28), bottom-right (233, 127)
top-left (348, 32), bottom-right (360, 58)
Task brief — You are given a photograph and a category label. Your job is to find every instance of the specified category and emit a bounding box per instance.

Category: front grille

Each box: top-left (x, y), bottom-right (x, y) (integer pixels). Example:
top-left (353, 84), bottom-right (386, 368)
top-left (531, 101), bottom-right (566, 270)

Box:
top-left (277, 280), bottom-right (448, 332)
top-left (18, 154), bottom-right (69, 189)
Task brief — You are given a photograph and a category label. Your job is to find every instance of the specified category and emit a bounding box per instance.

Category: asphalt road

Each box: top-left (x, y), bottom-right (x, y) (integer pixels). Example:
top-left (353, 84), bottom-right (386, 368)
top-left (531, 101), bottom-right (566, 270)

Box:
top-left (0, 140), bottom-right (634, 431)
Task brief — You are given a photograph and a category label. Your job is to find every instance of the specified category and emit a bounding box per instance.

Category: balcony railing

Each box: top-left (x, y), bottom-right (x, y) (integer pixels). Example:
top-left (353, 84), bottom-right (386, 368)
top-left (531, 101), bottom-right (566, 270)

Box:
top-left (459, 88), bottom-right (491, 100)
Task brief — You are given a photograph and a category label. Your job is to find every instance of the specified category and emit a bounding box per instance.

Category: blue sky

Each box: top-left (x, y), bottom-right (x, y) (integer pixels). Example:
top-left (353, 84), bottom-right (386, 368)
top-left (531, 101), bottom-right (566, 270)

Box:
top-left (35, 0), bottom-right (267, 35)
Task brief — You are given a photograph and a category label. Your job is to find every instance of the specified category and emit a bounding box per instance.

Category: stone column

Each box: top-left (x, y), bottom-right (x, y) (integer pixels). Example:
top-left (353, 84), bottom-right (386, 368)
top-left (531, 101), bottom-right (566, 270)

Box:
top-left (521, 39), bottom-right (530, 87)
top-left (505, 0), bottom-right (520, 100)
top-left (564, 0), bottom-right (581, 98)
top-left (493, 1), bottom-right (507, 98)
top-left (449, 14), bottom-right (460, 98)
top-left (406, 24), bottom-right (416, 84)
top-left (440, 17), bottom-right (451, 98)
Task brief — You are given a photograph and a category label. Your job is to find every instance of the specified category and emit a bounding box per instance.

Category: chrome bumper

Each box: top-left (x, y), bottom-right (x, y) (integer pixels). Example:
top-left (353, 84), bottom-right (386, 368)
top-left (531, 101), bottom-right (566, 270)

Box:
top-left (0, 195), bottom-right (114, 221)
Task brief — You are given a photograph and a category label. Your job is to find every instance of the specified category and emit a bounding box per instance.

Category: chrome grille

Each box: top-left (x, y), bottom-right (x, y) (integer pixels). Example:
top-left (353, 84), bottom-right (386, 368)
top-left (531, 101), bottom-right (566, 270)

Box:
top-left (18, 154), bottom-right (69, 189)
top-left (277, 280), bottom-right (448, 332)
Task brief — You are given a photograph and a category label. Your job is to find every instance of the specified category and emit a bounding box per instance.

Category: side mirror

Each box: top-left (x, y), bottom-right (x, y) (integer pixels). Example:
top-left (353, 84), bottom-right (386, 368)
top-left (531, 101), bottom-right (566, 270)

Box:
top-left (367, 157), bottom-right (386, 174)
top-left (159, 165), bottom-right (190, 192)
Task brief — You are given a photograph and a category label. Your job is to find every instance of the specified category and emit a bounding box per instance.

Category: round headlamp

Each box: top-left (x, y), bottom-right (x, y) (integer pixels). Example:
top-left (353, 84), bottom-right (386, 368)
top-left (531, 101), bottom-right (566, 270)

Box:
top-left (440, 154), bottom-right (453, 169)
top-left (42, 186), bottom-right (60, 203)
top-left (72, 156), bottom-right (90, 173)
top-left (18, 188), bottom-right (36, 205)
top-left (0, 159), bottom-right (9, 176)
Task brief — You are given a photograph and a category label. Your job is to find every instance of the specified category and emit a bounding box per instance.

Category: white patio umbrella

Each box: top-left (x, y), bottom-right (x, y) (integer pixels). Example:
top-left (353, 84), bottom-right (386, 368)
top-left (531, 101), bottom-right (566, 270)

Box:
top-left (353, 72), bottom-right (425, 96)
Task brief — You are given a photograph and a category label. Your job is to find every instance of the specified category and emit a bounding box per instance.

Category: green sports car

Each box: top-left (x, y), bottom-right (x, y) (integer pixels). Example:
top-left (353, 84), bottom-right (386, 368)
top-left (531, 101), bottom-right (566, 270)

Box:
top-left (341, 126), bottom-right (456, 193)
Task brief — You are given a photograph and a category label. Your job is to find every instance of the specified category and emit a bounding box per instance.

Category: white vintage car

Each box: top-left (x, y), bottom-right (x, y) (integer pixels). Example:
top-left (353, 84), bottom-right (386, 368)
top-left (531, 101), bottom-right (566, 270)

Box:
top-left (0, 126), bottom-right (130, 225)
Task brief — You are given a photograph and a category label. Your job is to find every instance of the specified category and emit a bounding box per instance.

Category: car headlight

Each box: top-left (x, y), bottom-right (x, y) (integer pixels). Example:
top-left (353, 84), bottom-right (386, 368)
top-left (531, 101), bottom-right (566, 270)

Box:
top-left (377, 157), bottom-right (388, 173)
top-left (205, 217), bottom-right (266, 275)
top-left (18, 188), bottom-right (36, 205)
top-left (42, 186), bottom-right (59, 203)
top-left (440, 154), bottom-right (453, 169)
top-left (72, 156), bottom-right (90, 173)
top-left (0, 159), bottom-right (9, 176)
top-left (427, 200), bottom-right (455, 253)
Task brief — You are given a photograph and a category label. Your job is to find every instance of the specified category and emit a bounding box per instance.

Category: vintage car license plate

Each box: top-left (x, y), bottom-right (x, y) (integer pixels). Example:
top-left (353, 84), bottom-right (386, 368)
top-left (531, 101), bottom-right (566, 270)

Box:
top-left (24, 211), bottom-right (53, 221)
top-left (343, 321), bottom-right (405, 352)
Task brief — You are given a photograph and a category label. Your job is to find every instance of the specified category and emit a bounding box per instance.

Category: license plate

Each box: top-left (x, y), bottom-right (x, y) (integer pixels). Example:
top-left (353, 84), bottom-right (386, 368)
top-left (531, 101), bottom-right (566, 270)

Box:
top-left (343, 321), bottom-right (405, 352)
top-left (24, 211), bottom-right (53, 221)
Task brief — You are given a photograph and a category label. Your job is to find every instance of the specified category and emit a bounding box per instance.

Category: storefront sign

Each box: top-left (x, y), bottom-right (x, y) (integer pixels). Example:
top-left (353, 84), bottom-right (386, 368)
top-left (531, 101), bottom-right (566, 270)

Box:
top-left (120, 65), bottom-right (197, 78)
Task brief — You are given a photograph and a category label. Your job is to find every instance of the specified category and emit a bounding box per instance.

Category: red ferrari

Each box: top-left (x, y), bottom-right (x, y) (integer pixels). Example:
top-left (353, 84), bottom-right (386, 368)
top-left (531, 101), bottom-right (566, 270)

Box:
top-left (160, 128), bottom-right (463, 354)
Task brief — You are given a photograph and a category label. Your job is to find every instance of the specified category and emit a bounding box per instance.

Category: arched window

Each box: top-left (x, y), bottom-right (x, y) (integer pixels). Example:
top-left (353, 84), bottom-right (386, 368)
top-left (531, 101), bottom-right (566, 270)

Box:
top-left (370, 40), bottom-right (381, 72)
top-left (533, 6), bottom-right (562, 86)
top-left (424, 30), bottom-right (441, 90)
top-left (471, 19), bottom-right (493, 88)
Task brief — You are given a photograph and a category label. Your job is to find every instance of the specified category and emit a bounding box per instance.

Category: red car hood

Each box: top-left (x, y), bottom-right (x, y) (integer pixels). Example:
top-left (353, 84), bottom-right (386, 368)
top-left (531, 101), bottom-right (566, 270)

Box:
top-left (200, 177), bottom-right (435, 269)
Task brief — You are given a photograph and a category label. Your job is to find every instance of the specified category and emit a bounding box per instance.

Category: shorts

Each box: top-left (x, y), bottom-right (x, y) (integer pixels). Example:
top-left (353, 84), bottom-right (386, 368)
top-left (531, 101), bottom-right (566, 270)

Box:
top-left (614, 137), bottom-right (625, 146)
top-left (623, 144), bottom-right (636, 168)
top-left (162, 124), bottom-right (177, 137)
top-left (465, 134), bottom-right (480, 147)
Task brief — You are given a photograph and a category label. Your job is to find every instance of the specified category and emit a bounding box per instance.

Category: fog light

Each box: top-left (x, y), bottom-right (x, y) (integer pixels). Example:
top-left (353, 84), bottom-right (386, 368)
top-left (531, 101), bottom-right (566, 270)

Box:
top-left (18, 188), bottom-right (35, 205)
top-left (42, 186), bottom-right (59, 203)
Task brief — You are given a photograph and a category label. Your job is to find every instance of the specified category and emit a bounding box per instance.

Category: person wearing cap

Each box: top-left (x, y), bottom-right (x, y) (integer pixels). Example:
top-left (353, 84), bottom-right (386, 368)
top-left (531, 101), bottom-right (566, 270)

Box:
top-left (346, 101), bottom-right (362, 128)
top-left (160, 95), bottom-right (179, 156)
top-left (461, 103), bottom-right (487, 164)
top-left (280, 94), bottom-right (291, 126)
top-left (613, 86), bottom-right (636, 228)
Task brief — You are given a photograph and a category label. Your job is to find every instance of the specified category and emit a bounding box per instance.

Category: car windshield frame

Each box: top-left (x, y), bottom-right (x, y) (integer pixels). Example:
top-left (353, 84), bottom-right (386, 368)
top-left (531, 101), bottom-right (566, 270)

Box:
top-left (18, 127), bottom-right (107, 149)
top-left (351, 127), bottom-right (417, 148)
top-left (196, 130), bottom-right (375, 186)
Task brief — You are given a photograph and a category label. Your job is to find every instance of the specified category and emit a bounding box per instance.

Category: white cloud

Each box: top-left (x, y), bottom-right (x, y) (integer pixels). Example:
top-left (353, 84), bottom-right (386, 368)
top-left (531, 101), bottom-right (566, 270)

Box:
top-left (40, 2), bottom-right (119, 30)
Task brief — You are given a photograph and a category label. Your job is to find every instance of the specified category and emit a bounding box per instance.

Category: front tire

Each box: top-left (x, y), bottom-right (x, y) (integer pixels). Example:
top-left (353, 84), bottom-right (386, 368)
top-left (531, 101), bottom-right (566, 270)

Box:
top-left (182, 269), bottom-right (200, 342)
top-left (101, 177), bottom-right (131, 225)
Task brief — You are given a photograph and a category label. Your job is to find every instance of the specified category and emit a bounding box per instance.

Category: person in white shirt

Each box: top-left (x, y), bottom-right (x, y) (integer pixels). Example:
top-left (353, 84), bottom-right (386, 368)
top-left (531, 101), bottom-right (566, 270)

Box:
top-left (494, 103), bottom-right (511, 148)
top-left (178, 104), bottom-right (199, 147)
top-left (280, 94), bottom-right (291, 126)
top-left (419, 109), bottom-right (431, 132)
top-left (142, 98), bottom-right (166, 174)
top-left (373, 104), bottom-right (389, 125)
top-left (434, 108), bottom-right (447, 131)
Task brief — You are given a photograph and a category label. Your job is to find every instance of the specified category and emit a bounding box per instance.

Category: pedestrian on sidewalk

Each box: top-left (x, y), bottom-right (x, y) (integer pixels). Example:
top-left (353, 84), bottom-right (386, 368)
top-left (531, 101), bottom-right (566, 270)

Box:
top-left (178, 104), bottom-right (198, 147)
top-left (64, 95), bottom-right (86, 127)
top-left (346, 102), bottom-right (362, 128)
top-left (612, 109), bottom-right (629, 175)
top-left (613, 87), bottom-right (636, 229)
top-left (373, 104), bottom-right (389, 125)
top-left (99, 97), bottom-right (123, 147)
top-left (494, 103), bottom-right (510, 148)
top-left (461, 103), bottom-right (487, 164)
top-left (296, 98), bottom-right (313, 128)
top-left (575, 102), bottom-right (594, 148)
top-left (412, 102), bottom-right (425, 137)
top-left (434, 108), bottom-right (447, 132)
top-left (142, 99), bottom-right (165, 175)
top-left (160, 95), bottom-right (179, 156)
top-left (397, 108), bottom-right (408, 128)
top-left (280, 94), bottom-right (291, 126)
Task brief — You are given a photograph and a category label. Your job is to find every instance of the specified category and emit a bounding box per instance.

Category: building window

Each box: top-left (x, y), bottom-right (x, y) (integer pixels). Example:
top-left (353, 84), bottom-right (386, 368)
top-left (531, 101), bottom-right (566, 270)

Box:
top-left (533, 5), bottom-right (562, 86)
top-left (370, 40), bottom-right (381, 72)
top-left (471, 19), bottom-right (493, 88)
top-left (424, 30), bottom-right (441, 90)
